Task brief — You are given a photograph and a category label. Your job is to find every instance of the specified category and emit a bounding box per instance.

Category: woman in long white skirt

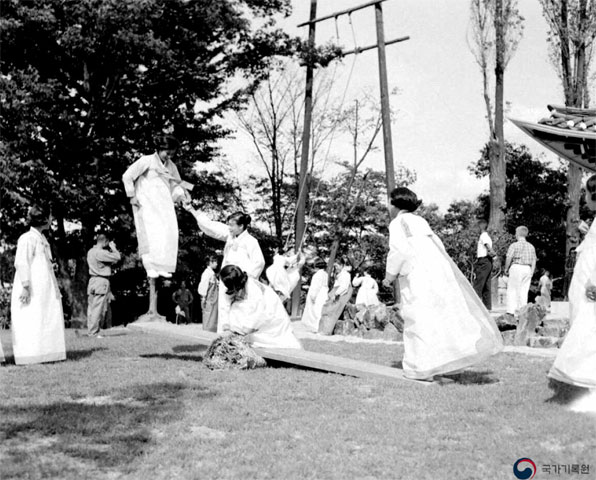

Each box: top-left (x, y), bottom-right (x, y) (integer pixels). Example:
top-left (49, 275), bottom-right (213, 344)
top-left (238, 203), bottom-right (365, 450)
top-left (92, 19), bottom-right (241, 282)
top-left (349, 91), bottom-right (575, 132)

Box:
top-left (219, 265), bottom-right (302, 349)
top-left (301, 258), bottom-right (329, 333)
top-left (548, 174), bottom-right (596, 390)
top-left (352, 271), bottom-right (380, 306)
top-left (122, 135), bottom-right (190, 278)
top-left (319, 259), bottom-right (353, 335)
top-left (383, 187), bottom-right (503, 381)
top-left (185, 206), bottom-right (265, 333)
top-left (11, 207), bottom-right (66, 365)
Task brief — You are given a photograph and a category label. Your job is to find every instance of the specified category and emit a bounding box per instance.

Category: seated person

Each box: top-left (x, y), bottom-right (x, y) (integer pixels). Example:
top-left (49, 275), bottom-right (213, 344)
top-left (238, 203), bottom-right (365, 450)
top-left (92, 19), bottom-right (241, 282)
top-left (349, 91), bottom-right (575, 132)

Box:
top-left (220, 265), bottom-right (302, 349)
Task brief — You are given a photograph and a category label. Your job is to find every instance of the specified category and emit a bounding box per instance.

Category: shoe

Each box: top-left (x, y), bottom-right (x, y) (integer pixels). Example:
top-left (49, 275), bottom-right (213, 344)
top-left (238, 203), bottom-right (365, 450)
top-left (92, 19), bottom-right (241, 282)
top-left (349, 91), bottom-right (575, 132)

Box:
top-left (147, 269), bottom-right (159, 278)
top-left (158, 271), bottom-right (172, 278)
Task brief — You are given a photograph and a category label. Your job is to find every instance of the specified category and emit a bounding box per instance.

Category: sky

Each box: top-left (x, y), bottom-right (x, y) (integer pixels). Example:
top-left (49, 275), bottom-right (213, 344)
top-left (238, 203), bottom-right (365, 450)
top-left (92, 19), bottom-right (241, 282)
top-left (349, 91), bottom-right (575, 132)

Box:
top-left (217, 0), bottom-right (594, 211)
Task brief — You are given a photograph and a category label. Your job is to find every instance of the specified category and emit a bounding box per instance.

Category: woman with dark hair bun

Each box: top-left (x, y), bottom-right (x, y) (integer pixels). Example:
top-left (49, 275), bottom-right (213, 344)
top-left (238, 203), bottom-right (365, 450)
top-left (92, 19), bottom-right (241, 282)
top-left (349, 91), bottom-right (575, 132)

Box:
top-left (301, 258), bottom-right (329, 333)
top-left (10, 206), bottom-right (66, 365)
top-left (184, 204), bottom-right (265, 333)
top-left (548, 173), bottom-right (596, 391)
top-left (389, 187), bottom-right (422, 212)
top-left (122, 133), bottom-right (192, 279)
top-left (383, 187), bottom-right (503, 381)
top-left (219, 265), bottom-right (302, 349)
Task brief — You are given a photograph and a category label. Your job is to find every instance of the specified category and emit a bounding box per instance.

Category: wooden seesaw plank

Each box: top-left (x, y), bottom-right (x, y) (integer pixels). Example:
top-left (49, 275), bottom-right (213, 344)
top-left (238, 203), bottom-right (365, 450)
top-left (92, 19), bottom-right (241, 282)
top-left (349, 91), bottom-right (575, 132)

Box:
top-left (127, 322), bottom-right (430, 385)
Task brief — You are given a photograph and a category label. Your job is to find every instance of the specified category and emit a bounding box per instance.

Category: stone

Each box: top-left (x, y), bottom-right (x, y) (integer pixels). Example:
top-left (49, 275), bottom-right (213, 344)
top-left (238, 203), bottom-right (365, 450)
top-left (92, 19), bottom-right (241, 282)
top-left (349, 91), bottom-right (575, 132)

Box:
top-left (362, 328), bottom-right (385, 340)
top-left (370, 304), bottom-right (389, 328)
top-left (343, 303), bottom-right (357, 321)
top-left (541, 318), bottom-right (570, 330)
top-left (501, 330), bottom-right (516, 346)
top-left (333, 320), bottom-right (357, 336)
top-left (355, 309), bottom-right (376, 330)
top-left (537, 325), bottom-right (568, 338)
top-left (383, 323), bottom-right (403, 341)
top-left (495, 313), bottom-right (517, 331)
top-left (528, 336), bottom-right (560, 348)
top-left (387, 306), bottom-right (404, 333)
top-left (514, 303), bottom-right (547, 346)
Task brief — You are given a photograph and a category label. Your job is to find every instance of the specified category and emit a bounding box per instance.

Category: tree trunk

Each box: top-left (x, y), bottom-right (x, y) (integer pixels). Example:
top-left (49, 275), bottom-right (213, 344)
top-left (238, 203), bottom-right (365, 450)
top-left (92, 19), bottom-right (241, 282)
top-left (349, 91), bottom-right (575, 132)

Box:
top-left (490, 0), bottom-right (507, 235)
top-left (53, 212), bottom-right (89, 327)
top-left (488, 139), bottom-right (506, 233)
top-left (559, 0), bottom-right (590, 298)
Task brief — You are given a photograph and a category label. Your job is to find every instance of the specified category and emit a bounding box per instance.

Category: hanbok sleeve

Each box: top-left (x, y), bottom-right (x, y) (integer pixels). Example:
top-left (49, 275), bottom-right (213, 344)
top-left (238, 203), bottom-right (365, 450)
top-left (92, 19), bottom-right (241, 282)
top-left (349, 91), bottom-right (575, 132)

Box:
top-left (219, 288), bottom-right (232, 331)
top-left (307, 271), bottom-right (324, 300)
top-left (335, 271), bottom-right (351, 297)
top-left (190, 211), bottom-right (230, 242)
top-left (245, 236), bottom-right (265, 279)
top-left (14, 234), bottom-right (35, 287)
top-left (352, 276), bottom-right (363, 287)
top-left (386, 218), bottom-right (413, 277)
top-left (122, 155), bottom-right (151, 198)
top-left (198, 269), bottom-right (213, 297)
top-left (371, 279), bottom-right (379, 294)
top-left (229, 282), bottom-right (266, 334)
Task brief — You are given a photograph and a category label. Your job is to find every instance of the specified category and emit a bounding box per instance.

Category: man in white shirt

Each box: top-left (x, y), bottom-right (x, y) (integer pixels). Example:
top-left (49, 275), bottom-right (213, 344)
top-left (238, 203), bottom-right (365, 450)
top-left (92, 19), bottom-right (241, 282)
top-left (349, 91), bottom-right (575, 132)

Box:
top-left (473, 219), bottom-right (495, 309)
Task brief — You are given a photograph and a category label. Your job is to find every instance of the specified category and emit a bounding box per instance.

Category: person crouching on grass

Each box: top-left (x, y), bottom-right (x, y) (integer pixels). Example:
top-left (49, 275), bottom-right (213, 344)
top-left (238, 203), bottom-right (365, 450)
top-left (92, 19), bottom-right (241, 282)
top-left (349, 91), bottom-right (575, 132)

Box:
top-left (219, 265), bottom-right (302, 350)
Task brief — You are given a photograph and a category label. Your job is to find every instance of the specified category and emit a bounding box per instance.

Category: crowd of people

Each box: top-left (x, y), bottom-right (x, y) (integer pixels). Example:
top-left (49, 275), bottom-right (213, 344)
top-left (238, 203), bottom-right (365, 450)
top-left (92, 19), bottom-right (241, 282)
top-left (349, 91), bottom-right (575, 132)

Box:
top-left (2, 135), bottom-right (594, 393)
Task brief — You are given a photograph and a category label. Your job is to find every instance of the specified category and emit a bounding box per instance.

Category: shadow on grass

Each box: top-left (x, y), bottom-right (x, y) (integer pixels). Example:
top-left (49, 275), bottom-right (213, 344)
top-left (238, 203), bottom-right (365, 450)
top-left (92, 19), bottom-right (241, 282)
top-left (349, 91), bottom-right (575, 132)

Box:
top-left (139, 344), bottom-right (207, 362)
top-left (390, 360), bottom-right (499, 385)
top-left (67, 347), bottom-right (108, 361)
top-left (172, 345), bottom-right (207, 354)
top-left (140, 353), bottom-right (204, 362)
top-left (441, 370), bottom-right (499, 385)
top-left (545, 378), bottom-right (587, 405)
top-left (0, 382), bottom-right (215, 479)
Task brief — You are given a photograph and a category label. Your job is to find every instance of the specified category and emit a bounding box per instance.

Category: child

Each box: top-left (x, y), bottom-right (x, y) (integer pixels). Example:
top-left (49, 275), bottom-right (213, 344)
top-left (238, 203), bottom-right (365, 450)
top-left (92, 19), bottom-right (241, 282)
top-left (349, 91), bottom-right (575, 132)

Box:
top-left (198, 256), bottom-right (219, 332)
top-left (538, 270), bottom-right (553, 311)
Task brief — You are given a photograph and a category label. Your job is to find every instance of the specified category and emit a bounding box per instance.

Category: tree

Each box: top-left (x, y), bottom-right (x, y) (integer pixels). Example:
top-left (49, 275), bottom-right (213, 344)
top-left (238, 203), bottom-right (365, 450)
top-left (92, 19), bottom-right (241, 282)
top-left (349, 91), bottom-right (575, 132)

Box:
top-left (235, 58), bottom-right (342, 245)
top-left (307, 166), bottom-right (416, 284)
top-left (0, 0), bottom-right (297, 320)
top-left (468, 0), bottom-right (524, 234)
top-left (472, 142), bottom-right (571, 290)
top-left (539, 0), bottom-right (596, 295)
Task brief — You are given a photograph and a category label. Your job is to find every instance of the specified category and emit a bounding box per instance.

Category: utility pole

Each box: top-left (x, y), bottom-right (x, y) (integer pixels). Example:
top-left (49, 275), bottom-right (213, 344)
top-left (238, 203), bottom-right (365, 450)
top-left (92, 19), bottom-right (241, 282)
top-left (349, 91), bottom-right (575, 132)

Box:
top-left (375, 1), bottom-right (395, 201)
top-left (292, 0), bottom-right (409, 315)
top-left (291, 0), bottom-right (317, 318)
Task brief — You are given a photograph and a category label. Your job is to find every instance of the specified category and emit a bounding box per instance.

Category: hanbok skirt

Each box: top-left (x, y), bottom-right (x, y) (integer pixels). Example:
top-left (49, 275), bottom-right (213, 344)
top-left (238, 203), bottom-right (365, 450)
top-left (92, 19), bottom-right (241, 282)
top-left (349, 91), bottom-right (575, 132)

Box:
top-left (399, 237), bottom-right (503, 380)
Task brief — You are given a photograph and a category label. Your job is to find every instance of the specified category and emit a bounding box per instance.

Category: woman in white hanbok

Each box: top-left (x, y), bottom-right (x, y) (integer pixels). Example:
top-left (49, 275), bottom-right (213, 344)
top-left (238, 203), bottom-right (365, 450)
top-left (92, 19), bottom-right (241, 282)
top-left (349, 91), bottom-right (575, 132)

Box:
top-left (219, 265), bottom-right (302, 349)
top-left (301, 258), bottom-right (329, 333)
top-left (266, 251), bottom-right (305, 300)
top-left (352, 271), bottom-right (380, 306)
top-left (319, 259), bottom-right (353, 335)
top-left (122, 135), bottom-right (191, 278)
top-left (383, 187), bottom-right (503, 381)
top-left (10, 208), bottom-right (66, 365)
top-left (185, 207), bottom-right (265, 333)
top-left (548, 175), bottom-right (596, 389)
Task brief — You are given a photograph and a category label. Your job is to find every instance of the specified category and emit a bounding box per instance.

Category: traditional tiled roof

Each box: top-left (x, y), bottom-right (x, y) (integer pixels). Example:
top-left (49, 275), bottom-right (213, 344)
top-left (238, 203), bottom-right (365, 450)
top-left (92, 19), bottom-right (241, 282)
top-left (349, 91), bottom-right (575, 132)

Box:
top-left (538, 104), bottom-right (596, 132)
top-left (510, 105), bottom-right (596, 172)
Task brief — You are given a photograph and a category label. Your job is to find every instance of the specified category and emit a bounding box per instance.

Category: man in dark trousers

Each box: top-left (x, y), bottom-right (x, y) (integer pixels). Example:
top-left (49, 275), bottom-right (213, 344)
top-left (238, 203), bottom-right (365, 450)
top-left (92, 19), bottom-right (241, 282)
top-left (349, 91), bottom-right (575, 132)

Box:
top-left (473, 219), bottom-right (495, 310)
top-left (87, 233), bottom-right (121, 337)
top-left (172, 280), bottom-right (194, 324)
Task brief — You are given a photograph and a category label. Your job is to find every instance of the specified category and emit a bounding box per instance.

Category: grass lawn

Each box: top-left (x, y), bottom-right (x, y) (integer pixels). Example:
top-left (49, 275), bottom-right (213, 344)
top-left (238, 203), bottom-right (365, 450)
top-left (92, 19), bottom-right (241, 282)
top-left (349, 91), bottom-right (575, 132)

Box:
top-left (0, 327), bottom-right (595, 480)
